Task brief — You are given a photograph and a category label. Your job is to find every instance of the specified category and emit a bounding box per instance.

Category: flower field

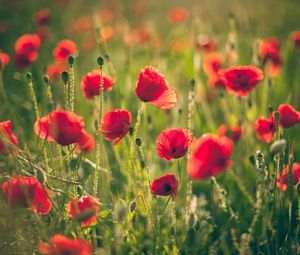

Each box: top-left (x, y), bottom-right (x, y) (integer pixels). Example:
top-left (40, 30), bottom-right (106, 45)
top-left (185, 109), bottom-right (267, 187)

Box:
top-left (0, 0), bottom-right (300, 254)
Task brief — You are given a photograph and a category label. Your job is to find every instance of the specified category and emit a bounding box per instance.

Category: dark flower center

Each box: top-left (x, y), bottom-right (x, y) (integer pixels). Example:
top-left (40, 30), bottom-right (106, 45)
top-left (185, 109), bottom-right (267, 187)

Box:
top-left (172, 147), bottom-right (177, 154)
top-left (163, 183), bottom-right (172, 192)
top-left (270, 124), bottom-right (274, 129)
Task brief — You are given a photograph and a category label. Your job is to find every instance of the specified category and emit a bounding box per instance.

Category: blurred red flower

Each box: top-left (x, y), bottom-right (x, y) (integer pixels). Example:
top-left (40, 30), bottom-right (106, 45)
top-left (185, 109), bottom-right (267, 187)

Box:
top-left (276, 163), bottom-right (300, 191)
top-left (167, 7), bottom-right (189, 23)
top-left (1, 176), bottom-right (51, 214)
top-left (76, 131), bottom-right (95, 153)
top-left (39, 234), bottom-right (93, 255)
top-left (291, 31), bottom-right (300, 50)
top-left (34, 8), bottom-right (50, 25)
top-left (34, 110), bottom-right (87, 146)
top-left (68, 195), bottom-right (99, 227)
top-left (259, 37), bottom-right (282, 77)
top-left (255, 116), bottom-right (276, 143)
top-left (0, 120), bottom-right (18, 155)
top-left (136, 66), bottom-right (177, 109)
top-left (217, 124), bottom-right (242, 142)
top-left (219, 66), bottom-right (264, 96)
top-left (203, 52), bottom-right (226, 88)
top-left (81, 70), bottom-right (115, 99)
top-left (53, 39), bottom-right (77, 62)
top-left (99, 109), bottom-right (131, 145)
top-left (187, 134), bottom-right (233, 180)
top-left (156, 128), bottom-right (193, 160)
top-left (151, 174), bottom-right (178, 196)
top-left (195, 35), bottom-right (217, 53)
top-left (277, 104), bottom-right (300, 128)
top-left (14, 34), bottom-right (41, 68)
top-left (46, 62), bottom-right (67, 81)
top-left (0, 51), bottom-right (10, 69)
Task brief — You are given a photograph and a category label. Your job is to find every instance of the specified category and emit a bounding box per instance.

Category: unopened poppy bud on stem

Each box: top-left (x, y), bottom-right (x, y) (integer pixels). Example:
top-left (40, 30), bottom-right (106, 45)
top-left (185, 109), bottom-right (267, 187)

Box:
top-left (97, 56), bottom-right (104, 66)
top-left (61, 71), bottom-right (69, 84)
top-left (135, 138), bottom-right (142, 147)
top-left (129, 200), bottom-right (137, 212)
top-left (26, 72), bottom-right (32, 81)
top-left (269, 139), bottom-right (286, 155)
top-left (68, 55), bottom-right (74, 65)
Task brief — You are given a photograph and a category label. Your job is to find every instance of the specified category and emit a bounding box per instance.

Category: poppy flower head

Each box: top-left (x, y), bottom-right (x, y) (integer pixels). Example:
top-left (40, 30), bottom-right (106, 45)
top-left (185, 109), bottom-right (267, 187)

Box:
top-left (203, 53), bottom-right (226, 88)
top-left (151, 174), bottom-right (178, 196)
top-left (81, 69), bottom-right (115, 99)
top-left (195, 35), bottom-right (217, 53)
top-left (0, 52), bottom-right (10, 69)
top-left (277, 104), bottom-right (300, 128)
top-left (156, 128), bottom-right (193, 160)
top-left (219, 66), bottom-right (264, 96)
top-left (68, 195), bottom-right (99, 227)
top-left (255, 116), bottom-right (276, 143)
top-left (99, 109), bottom-right (131, 145)
top-left (39, 234), bottom-right (93, 255)
top-left (1, 176), bottom-right (51, 214)
top-left (34, 110), bottom-right (86, 146)
top-left (187, 134), bottom-right (233, 180)
top-left (217, 124), bottom-right (242, 142)
top-left (136, 66), bottom-right (177, 109)
top-left (276, 163), bottom-right (300, 192)
top-left (34, 8), bottom-right (50, 25)
top-left (46, 62), bottom-right (67, 81)
top-left (76, 131), bottom-right (95, 153)
top-left (53, 39), bottom-right (77, 62)
top-left (0, 120), bottom-right (18, 155)
top-left (14, 34), bottom-right (41, 68)
top-left (167, 7), bottom-right (189, 24)
top-left (291, 31), bottom-right (300, 50)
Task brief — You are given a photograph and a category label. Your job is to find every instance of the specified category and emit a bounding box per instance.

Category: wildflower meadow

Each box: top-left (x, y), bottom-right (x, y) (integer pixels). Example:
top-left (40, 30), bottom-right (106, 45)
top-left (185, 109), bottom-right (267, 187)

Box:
top-left (0, 0), bottom-right (300, 254)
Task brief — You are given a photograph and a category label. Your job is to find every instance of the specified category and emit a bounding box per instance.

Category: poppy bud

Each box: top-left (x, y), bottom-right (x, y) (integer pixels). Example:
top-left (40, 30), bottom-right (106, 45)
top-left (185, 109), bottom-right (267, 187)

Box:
top-left (129, 127), bottom-right (134, 136)
top-left (269, 139), bottom-right (287, 155)
top-left (97, 56), bottom-right (104, 66)
top-left (190, 79), bottom-right (195, 90)
top-left (129, 200), bottom-right (137, 212)
top-left (249, 155), bottom-right (256, 166)
top-left (135, 138), bottom-right (142, 147)
top-left (273, 111), bottom-right (280, 122)
top-left (61, 71), bottom-right (69, 84)
top-left (26, 72), bottom-right (32, 81)
top-left (43, 75), bottom-right (49, 84)
top-left (68, 56), bottom-right (74, 65)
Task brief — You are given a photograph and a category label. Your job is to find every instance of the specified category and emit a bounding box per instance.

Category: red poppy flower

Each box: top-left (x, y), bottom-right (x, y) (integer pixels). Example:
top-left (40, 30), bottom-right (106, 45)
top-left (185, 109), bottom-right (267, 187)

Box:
top-left (53, 39), bottom-right (77, 62)
top-left (39, 234), bottom-right (93, 255)
top-left (135, 66), bottom-right (177, 109)
top-left (0, 120), bottom-right (18, 155)
top-left (203, 53), bottom-right (225, 88)
top-left (187, 134), bottom-right (233, 180)
top-left (276, 163), bottom-right (300, 192)
top-left (150, 174), bottom-right (178, 196)
top-left (167, 7), bottom-right (189, 23)
top-left (219, 66), bottom-right (264, 96)
top-left (291, 31), bottom-right (300, 50)
top-left (68, 195), bottom-right (99, 227)
top-left (195, 35), bottom-right (217, 53)
top-left (34, 8), bottom-right (50, 25)
top-left (259, 37), bottom-right (282, 77)
top-left (14, 34), bottom-right (41, 68)
top-left (0, 52), bottom-right (9, 69)
top-left (1, 176), bottom-right (51, 214)
top-left (34, 110), bottom-right (86, 146)
top-left (277, 104), bottom-right (300, 128)
top-left (255, 116), bottom-right (276, 143)
top-left (156, 128), bottom-right (193, 160)
top-left (217, 124), bottom-right (242, 142)
top-left (81, 70), bottom-right (115, 99)
top-left (46, 62), bottom-right (67, 81)
top-left (99, 109), bottom-right (131, 145)
top-left (76, 131), bottom-right (95, 153)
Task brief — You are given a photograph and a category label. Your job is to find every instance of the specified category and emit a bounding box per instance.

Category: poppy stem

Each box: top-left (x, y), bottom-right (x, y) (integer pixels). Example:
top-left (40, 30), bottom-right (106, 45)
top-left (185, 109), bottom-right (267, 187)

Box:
top-left (68, 56), bottom-right (75, 112)
top-left (26, 72), bottom-right (40, 119)
top-left (177, 159), bottom-right (181, 181)
top-left (43, 75), bottom-right (54, 113)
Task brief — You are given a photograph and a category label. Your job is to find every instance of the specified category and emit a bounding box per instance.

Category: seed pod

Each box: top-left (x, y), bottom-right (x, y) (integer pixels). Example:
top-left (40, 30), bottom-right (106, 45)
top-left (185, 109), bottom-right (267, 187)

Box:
top-left (68, 55), bottom-right (75, 65)
top-left (135, 138), bottom-right (142, 147)
top-left (61, 71), bottom-right (69, 84)
top-left (129, 200), bottom-right (137, 212)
